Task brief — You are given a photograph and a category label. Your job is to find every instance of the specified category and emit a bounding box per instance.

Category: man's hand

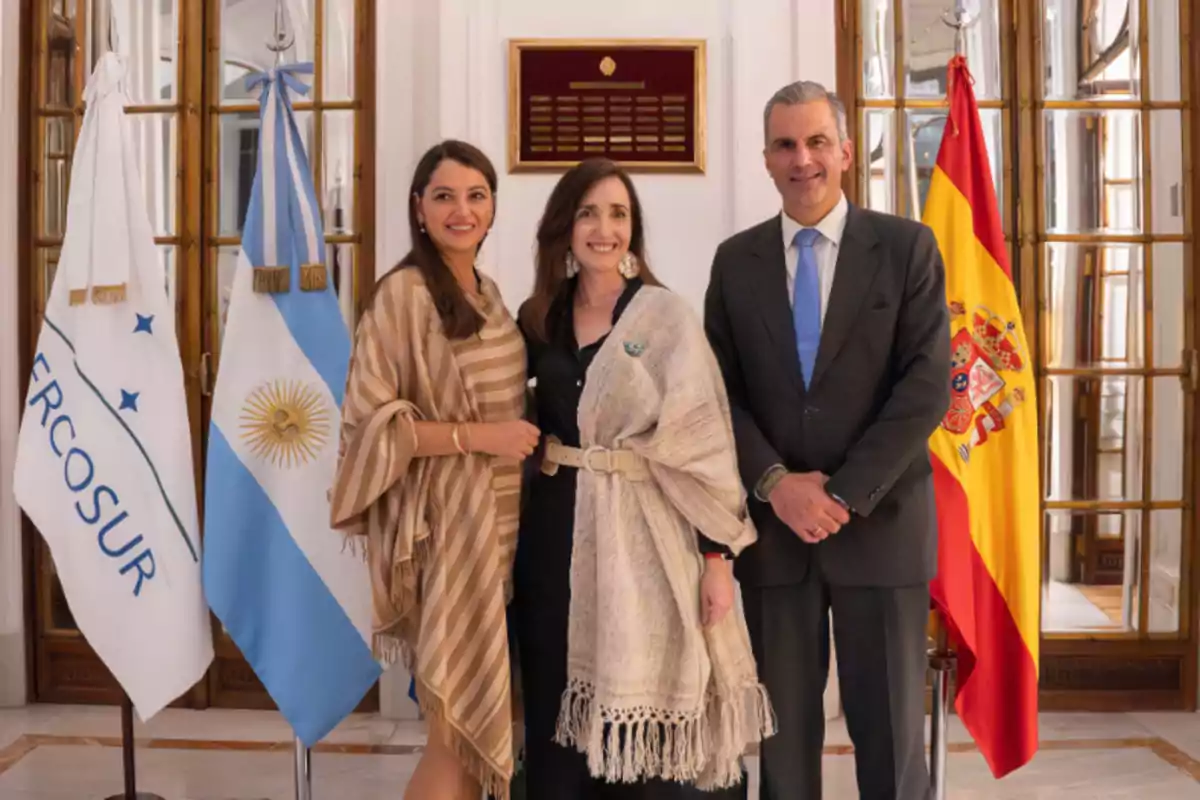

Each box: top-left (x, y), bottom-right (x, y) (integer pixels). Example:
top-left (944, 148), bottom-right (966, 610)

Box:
top-left (768, 472), bottom-right (851, 543)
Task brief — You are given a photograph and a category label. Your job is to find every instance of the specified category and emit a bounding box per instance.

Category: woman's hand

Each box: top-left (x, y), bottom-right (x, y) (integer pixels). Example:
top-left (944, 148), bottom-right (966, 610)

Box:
top-left (470, 420), bottom-right (541, 461)
top-left (700, 556), bottom-right (735, 627)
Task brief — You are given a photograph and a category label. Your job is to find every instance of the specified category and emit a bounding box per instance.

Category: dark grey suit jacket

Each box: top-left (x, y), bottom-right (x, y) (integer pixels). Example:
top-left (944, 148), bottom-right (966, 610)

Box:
top-left (704, 204), bottom-right (951, 589)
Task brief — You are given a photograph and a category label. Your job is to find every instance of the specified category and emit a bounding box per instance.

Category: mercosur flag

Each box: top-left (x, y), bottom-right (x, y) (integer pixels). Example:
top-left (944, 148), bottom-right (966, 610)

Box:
top-left (13, 52), bottom-right (213, 719)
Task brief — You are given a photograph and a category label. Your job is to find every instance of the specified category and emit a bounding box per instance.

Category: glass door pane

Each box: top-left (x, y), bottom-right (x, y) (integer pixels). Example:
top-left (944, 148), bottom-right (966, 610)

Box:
top-left (1038, 0), bottom-right (1192, 639)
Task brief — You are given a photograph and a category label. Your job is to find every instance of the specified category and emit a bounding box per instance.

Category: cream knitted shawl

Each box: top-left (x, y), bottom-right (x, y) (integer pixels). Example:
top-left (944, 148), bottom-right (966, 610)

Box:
top-left (555, 286), bottom-right (775, 789)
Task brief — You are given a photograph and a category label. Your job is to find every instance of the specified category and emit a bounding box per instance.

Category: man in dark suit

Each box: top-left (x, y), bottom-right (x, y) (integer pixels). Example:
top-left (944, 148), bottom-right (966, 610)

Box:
top-left (704, 80), bottom-right (951, 800)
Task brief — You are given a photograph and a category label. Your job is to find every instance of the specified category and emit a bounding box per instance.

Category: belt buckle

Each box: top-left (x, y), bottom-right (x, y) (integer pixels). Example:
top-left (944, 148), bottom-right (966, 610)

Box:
top-left (582, 445), bottom-right (607, 474)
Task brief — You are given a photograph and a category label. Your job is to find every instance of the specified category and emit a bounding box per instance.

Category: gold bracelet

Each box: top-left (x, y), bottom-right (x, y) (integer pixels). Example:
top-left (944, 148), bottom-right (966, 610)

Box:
top-left (462, 423), bottom-right (473, 454)
top-left (451, 424), bottom-right (468, 455)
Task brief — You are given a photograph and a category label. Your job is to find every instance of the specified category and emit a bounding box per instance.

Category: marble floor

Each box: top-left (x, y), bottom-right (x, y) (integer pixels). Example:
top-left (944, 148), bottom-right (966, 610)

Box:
top-left (3, 704), bottom-right (1200, 798)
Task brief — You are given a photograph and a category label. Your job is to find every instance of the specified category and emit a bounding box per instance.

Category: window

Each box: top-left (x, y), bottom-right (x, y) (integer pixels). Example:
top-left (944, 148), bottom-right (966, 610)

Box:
top-left (840, 0), bottom-right (1197, 706)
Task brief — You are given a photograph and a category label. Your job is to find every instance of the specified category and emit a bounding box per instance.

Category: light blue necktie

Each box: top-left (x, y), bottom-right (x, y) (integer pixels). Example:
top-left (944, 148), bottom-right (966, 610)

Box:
top-left (792, 227), bottom-right (822, 387)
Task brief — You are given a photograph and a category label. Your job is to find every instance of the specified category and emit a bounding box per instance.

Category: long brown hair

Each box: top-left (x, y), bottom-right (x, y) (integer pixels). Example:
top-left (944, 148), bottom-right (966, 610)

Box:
top-left (519, 158), bottom-right (661, 341)
top-left (381, 140), bottom-right (498, 339)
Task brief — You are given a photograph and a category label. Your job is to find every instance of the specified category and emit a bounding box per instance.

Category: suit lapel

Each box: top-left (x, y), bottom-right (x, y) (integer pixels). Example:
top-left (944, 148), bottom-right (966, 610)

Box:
top-left (812, 204), bottom-right (882, 386)
top-left (749, 216), bottom-right (805, 395)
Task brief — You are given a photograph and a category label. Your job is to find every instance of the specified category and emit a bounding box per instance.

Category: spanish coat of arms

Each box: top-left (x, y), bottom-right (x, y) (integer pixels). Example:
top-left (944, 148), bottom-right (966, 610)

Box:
top-left (942, 301), bottom-right (1027, 462)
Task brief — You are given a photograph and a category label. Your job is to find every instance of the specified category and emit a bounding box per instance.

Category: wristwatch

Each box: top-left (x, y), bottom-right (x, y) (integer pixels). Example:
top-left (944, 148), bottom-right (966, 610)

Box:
top-left (754, 464), bottom-right (789, 502)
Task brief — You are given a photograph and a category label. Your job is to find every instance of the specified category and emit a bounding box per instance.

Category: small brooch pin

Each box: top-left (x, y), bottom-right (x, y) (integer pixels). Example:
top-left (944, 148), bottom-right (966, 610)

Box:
top-left (623, 340), bottom-right (645, 357)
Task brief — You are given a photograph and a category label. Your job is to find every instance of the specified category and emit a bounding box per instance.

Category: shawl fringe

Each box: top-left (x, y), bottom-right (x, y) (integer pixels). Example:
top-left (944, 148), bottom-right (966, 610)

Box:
top-left (553, 678), bottom-right (707, 785)
top-left (415, 676), bottom-right (512, 800)
top-left (696, 680), bottom-right (777, 790)
top-left (553, 676), bottom-right (776, 790)
top-left (338, 531), bottom-right (368, 562)
top-left (368, 531), bottom-right (433, 667)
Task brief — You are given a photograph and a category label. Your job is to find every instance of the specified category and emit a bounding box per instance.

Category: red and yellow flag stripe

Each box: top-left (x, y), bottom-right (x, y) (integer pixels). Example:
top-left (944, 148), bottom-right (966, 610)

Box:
top-left (923, 55), bottom-right (1041, 778)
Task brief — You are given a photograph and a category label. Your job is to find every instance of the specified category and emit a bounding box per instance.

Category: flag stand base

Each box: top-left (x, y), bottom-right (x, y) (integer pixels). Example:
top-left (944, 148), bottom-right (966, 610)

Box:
top-left (928, 618), bottom-right (956, 800)
top-left (102, 693), bottom-right (165, 800)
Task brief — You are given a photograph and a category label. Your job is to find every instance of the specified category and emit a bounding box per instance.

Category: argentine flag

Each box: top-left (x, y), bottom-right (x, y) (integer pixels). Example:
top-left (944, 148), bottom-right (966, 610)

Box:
top-left (202, 63), bottom-right (380, 746)
top-left (13, 52), bottom-right (213, 719)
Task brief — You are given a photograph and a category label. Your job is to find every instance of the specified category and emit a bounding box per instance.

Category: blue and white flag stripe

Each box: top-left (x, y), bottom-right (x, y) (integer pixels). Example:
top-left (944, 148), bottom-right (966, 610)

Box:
top-left (203, 63), bottom-right (379, 747)
top-left (243, 64), bottom-right (345, 400)
top-left (205, 428), bottom-right (378, 740)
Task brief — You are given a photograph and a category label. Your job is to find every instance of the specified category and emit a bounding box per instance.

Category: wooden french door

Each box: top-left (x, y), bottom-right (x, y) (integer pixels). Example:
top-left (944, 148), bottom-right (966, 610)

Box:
top-left (839, 0), bottom-right (1200, 709)
top-left (19, 0), bottom-right (377, 710)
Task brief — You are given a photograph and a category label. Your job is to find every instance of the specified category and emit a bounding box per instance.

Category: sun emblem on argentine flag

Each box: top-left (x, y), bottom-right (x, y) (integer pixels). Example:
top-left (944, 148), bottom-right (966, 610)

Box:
top-left (239, 379), bottom-right (331, 468)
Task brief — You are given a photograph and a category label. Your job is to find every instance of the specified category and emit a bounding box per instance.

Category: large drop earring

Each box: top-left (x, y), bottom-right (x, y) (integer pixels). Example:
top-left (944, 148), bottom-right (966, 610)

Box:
top-left (619, 251), bottom-right (640, 279)
top-left (565, 250), bottom-right (581, 278)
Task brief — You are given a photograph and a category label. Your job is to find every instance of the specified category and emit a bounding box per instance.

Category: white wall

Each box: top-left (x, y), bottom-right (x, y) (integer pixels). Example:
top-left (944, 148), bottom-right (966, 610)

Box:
top-left (376, 0), bottom-right (839, 314)
top-left (0, 0), bottom-right (27, 706)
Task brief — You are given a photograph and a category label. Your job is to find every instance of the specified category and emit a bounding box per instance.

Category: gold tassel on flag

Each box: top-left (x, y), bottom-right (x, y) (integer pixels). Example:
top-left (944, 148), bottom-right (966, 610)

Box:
top-left (91, 283), bottom-right (128, 304)
top-left (299, 264), bottom-right (327, 292)
top-left (253, 265), bottom-right (291, 293)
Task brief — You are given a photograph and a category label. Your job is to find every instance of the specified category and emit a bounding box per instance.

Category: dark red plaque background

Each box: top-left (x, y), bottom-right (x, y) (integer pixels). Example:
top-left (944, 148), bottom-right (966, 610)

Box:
top-left (509, 41), bottom-right (704, 171)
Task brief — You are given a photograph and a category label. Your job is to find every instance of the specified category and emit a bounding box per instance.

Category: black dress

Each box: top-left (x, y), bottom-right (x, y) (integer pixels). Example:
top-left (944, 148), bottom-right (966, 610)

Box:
top-left (513, 278), bottom-right (745, 800)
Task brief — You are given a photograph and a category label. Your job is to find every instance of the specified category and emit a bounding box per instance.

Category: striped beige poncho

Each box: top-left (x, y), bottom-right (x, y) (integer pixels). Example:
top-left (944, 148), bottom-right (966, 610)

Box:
top-left (330, 266), bottom-right (525, 798)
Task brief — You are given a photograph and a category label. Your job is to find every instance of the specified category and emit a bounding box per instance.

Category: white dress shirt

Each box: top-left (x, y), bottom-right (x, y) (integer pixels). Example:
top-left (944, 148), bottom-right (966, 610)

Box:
top-left (781, 194), bottom-right (849, 329)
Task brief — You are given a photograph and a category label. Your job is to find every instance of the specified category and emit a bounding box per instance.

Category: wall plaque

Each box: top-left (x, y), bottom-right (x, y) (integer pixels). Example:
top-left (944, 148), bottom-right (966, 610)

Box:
top-left (507, 39), bottom-right (707, 173)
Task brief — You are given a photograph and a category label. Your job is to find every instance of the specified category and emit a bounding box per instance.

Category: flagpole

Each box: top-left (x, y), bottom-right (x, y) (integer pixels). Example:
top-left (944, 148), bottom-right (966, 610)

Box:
top-left (293, 736), bottom-right (313, 800)
top-left (265, 10), bottom-right (310, 800)
top-left (101, 693), bottom-right (165, 800)
top-left (926, 9), bottom-right (975, 800)
top-left (928, 614), bottom-right (956, 800)
top-left (99, 7), bottom-right (167, 800)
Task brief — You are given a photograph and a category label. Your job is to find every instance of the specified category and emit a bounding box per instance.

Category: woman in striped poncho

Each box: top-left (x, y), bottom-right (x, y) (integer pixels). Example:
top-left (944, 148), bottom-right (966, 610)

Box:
top-left (330, 140), bottom-right (539, 800)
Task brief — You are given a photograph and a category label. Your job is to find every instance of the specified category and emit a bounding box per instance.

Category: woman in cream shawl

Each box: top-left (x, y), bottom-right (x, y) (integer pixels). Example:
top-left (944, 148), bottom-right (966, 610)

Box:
top-left (514, 158), bottom-right (774, 798)
top-left (331, 140), bottom-right (539, 800)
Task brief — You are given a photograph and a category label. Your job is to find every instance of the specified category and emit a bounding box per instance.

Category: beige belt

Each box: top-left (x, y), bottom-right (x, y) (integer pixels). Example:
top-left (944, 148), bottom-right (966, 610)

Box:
top-left (541, 435), bottom-right (649, 480)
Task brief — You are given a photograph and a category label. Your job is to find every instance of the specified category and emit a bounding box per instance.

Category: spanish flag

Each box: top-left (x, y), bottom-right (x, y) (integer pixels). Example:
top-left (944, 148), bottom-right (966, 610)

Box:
top-left (923, 55), bottom-right (1041, 778)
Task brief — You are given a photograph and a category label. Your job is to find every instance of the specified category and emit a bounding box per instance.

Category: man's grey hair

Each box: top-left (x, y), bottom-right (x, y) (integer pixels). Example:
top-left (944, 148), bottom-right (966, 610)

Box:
top-left (763, 81), bottom-right (849, 144)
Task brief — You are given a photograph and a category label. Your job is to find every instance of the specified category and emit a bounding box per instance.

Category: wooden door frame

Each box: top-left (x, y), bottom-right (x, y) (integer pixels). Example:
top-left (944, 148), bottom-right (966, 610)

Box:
top-left (16, 0), bottom-right (35, 705)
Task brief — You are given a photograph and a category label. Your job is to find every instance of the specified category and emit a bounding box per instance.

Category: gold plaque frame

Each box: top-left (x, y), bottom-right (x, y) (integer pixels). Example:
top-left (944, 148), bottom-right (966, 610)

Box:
top-left (507, 38), bottom-right (707, 173)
